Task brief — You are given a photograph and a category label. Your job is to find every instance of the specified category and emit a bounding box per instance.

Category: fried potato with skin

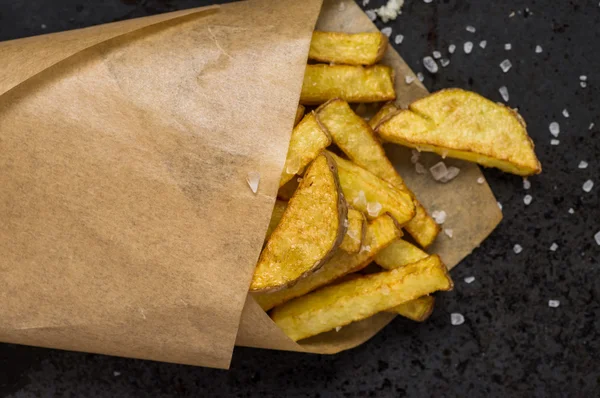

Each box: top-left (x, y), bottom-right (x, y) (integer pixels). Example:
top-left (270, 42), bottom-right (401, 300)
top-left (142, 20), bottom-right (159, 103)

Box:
top-left (265, 200), bottom-right (287, 241)
top-left (375, 239), bottom-right (428, 270)
top-left (327, 151), bottom-right (415, 227)
top-left (340, 209), bottom-right (366, 254)
top-left (250, 153), bottom-right (347, 292)
top-left (271, 254), bottom-right (453, 341)
top-left (389, 295), bottom-right (435, 321)
top-left (300, 64), bottom-right (395, 105)
top-left (317, 99), bottom-right (439, 247)
top-left (377, 88), bottom-right (542, 176)
top-left (279, 112), bottom-right (332, 187)
top-left (253, 215), bottom-right (400, 311)
top-left (309, 31), bottom-right (387, 66)
top-left (294, 105), bottom-right (305, 127)
top-left (368, 101), bottom-right (398, 129)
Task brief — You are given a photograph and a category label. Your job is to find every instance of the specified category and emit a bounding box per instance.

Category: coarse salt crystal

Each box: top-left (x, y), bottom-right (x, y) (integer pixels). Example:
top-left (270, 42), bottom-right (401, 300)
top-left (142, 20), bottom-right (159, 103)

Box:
top-left (395, 34), bottom-right (404, 44)
top-left (444, 228), bottom-right (453, 238)
top-left (285, 157), bottom-right (301, 175)
top-left (580, 75), bottom-right (587, 81)
top-left (464, 276), bottom-right (475, 284)
top-left (589, 122), bottom-right (595, 130)
top-left (479, 40), bottom-right (487, 49)
top-left (113, 371), bottom-right (121, 377)
top-left (595, 231), bottom-right (600, 246)
top-left (451, 313), bottom-right (465, 326)
top-left (523, 178), bottom-right (531, 190)
top-left (381, 27), bottom-right (393, 37)
top-left (246, 171), bottom-right (260, 194)
top-left (430, 161), bottom-right (448, 181)
top-left (432, 210), bottom-right (447, 224)
top-left (583, 180), bottom-right (594, 192)
top-left (376, 0), bottom-right (405, 23)
top-left (551, 139), bottom-right (560, 146)
top-left (347, 229), bottom-right (360, 242)
top-left (335, 326), bottom-right (342, 332)
top-left (361, 244), bottom-right (371, 253)
top-left (504, 43), bottom-right (512, 50)
top-left (366, 9), bottom-right (377, 21)
top-left (499, 86), bottom-right (509, 102)
top-left (367, 201), bottom-right (383, 217)
top-left (523, 194), bottom-right (532, 205)
top-left (513, 244), bottom-right (523, 254)
top-left (433, 50), bottom-right (442, 59)
top-left (424, 0), bottom-right (432, 3)
top-left (549, 122), bottom-right (560, 137)
top-left (41, 24), bottom-right (47, 29)
top-left (548, 300), bottom-right (560, 308)
top-left (581, 81), bottom-right (587, 88)
top-left (464, 41), bottom-right (473, 54)
top-left (423, 56), bottom-right (439, 73)
top-left (568, 208), bottom-right (575, 214)
top-left (448, 44), bottom-right (456, 54)
top-left (417, 72), bottom-right (424, 82)
top-left (440, 166), bottom-right (460, 183)
top-left (440, 58), bottom-right (450, 67)
top-left (500, 59), bottom-right (512, 72)
top-left (550, 242), bottom-right (558, 251)
top-left (535, 45), bottom-right (543, 53)
top-left (497, 201), bottom-right (503, 210)
top-left (477, 176), bottom-right (485, 184)
top-left (509, 11), bottom-right (515, 17)
top-left (354, 190), bottom-right (367, 207)
top-left (415, 162), bottom-right (426, 174)
top-left (579, 160), bottom-right (588, 169)
top-left (410, 149), bottom-right (420, 164)
top-left (466, 25), bottom-right (476, 33)
top-left (405, 75), bottom-right (415, 84)
top-left (381, 284), bottom-right (390, 295)
top-left (562, 109), bottom-right (569, 118)
top-left (363, 0), bottom-right (370, 5)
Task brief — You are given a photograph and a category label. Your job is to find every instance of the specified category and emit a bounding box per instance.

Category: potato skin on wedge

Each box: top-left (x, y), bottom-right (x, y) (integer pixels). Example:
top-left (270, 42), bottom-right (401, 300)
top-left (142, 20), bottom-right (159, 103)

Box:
top-left (250, 153), bottom-right (347, 293)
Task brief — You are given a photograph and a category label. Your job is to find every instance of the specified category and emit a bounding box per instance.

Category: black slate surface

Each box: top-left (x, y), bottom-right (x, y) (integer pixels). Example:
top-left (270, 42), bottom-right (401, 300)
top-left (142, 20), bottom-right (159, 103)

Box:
top-left (1, 0), bottom-right (599, 397)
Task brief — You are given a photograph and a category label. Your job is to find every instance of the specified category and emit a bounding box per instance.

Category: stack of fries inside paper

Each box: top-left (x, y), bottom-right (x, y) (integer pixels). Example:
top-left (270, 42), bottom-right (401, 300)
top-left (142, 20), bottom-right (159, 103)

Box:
top-left (251, 30), bottom-right (541, 342)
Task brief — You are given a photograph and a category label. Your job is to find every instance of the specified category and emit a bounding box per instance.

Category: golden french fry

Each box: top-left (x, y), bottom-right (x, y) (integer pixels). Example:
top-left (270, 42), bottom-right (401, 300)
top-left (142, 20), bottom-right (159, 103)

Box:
top-left (375, 239), bottom-right (428, 270)
top-left (294, 104), bottom-right (306, 127)
top-left (270, 254), bottom-right (453, 341)
top-left (389, 295), bottom-right (435, 321)
top-left (368, 101), bottom-right (398, 129)
top-left (300, 64), bottom-right (395, 105)
top-left (250, 153), bottom-right (347, 292)
top-left (339, 208), bottom-right (366, 254)
top-left (279, 112), bottom-right (332, 187)
top-left (253, 215), bottom-right (400, 311)
top-left (377, 88), bottom-right (542, 176)
top-left (309, 31), bottom-right (387, 66)
top-left (327, 151), bottom-right (415, 227)
top-left (317, 99), bottom-right (439, 247)
top-left (265, 200), bottom-right (288, 241)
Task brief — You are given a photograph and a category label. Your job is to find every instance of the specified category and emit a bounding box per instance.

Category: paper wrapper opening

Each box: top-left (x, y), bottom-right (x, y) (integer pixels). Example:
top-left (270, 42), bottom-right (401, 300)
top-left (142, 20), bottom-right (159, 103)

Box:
top-left (0, 0), bottom-right (501, 369)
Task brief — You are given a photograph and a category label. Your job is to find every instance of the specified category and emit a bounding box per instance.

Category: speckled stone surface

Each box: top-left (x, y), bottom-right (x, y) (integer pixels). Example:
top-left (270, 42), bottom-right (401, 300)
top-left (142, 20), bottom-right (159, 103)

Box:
top-left (1, 0), bottom-right (599, 397)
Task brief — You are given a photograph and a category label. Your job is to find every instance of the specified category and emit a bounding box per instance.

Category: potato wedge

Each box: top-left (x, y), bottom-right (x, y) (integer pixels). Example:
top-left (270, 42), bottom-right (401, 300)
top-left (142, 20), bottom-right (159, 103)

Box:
top-left (317, 99), bottom-right (439, 247)
top-left (309, 31), bottom-right (387, 66)
top-left (250, 153), bottom-right (347, 292)
top-left (327, 151), bottom-right (415, 227)
top-left (271, 254), bottom-right (453, 341)
top-left (375, 239), bottom-right (428, 270)
top-left (377, 88), bottom-right (542, 176)
top-left (300, 64), bottom-right (395, 105)
top-left (253, 215), bottom-right (400, 311)
top-left (279, 112), bottom-right (332, 187)
top-left (368, 101), bottom-right (398, 129)
top-left (294, 104), bottom-right (305, 127)
top-left (389, 295), bottom-right (435, 321)
top-left (265, 200), bottom-right (288, 241)
top-left (340, 208), bottom-right (366, 254)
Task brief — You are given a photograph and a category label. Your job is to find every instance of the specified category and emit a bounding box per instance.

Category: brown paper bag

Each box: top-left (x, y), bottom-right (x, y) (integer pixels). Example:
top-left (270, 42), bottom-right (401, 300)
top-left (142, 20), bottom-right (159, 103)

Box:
top-left (0, 0), bottom-right (501, 369)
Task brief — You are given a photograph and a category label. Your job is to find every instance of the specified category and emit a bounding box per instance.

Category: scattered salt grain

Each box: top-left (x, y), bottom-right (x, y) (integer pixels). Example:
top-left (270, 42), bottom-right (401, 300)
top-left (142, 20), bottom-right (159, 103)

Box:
top-left (549, 122), bottom-right (560, 137)
top-left (548, 300), bottom-right (560, 308)
top-left (466, 25), bottom-right (476, 33)
top-left (415, 162), bottom-right (426, 174)
top-left (405, 75), bottom-right (415, 84)
top-left (578, 160), bottom-right (588, 169)
top-left (441, 166), bottom-right (461, 183)
top-left (580, 81), bottom-right (587, 88)
top-left (451, 313), bottom-right (465, 326)
top-left (347, 229), bottom-right (360, 242)
top-left (477, 177), bottom-right (485, 184)
top-left (433, 50), bottom-right (442, 59)
top-left (375, 0), bottom-right (405, 23)
top-left (595, 231), bottom-right (600, 246)
top-left (464, 41), bottom-right (473, 54)
top-left (432, 210), bottom-right (447, 224)
top-left (423, 56), bottom-right (439, 73)
top-left (582, 179), bottom-right (594, 193)
top-left (523, 178), bottom-right (531, 190)
top-left (430, 161), bottom-right (448, 181)
top-left (499, 86), bottom-right (509, 102)
top-left (500, 59), bottom-right (512, 73)
top-left (444, 228), bottom-right (453, 238)
top-left (440, 58), bottom-right (450, 67)
top-left (417, 72), bottom-right (424, 82)
top-left (335, 326), bottom-right (342, 332)
top-left (41, 24), bottom-right (47, 29)
top-left (448, 44), bottom-right (456, 54)
top-left (580, 75), bottom-right (587, 81)
top-left (366, 9), bottom-right (377, 21)
top-left (497, 201), bottom-right (503, 210)
top-left (367, 201), bottom-right (383, 217)
top-left (410, 149), bottom-right (421, 164)
top-left (394, 34), bottom-right (404, 44)
top-left (113, 371), bottom-right (121, 377)
top-left (479, 40), bottom-right (487, 49)
top-left (513, 244), bottom-right (523, 254)
top-left (550, 242), bottom-right (558, 251)
top-left (523, 194), bottom-right (532, 205)
top-left (354, 190), bottom-right (367, 208)
top-left (568, 208), bottom-right (575, 214)
top-left (551, 139), bottom-right (560, 146)
top-left (246, 171), bottom-right (260, 194)
top-left (381, 284), bottom-right (390, 295)
top-left (360, 245), bottom-right (372, 253)
top-left (509, 11), bottom-right (515, 17)
top-left (589, 122), bottom-right (595, 130)
top-left (504, 43), bottom-right (512, 50)
top-left (464, 276), bottom-right (475, 284)
top-left (363, 0), bottom-right (370, 6)
top-left (562, 109), bottom-right (569, 118)
top-left (423, 0), bottom-right (432, 3)
top-left (381, 27), bottom-right (393, 37)
top-left (535, 45), bottom-right (543, 53)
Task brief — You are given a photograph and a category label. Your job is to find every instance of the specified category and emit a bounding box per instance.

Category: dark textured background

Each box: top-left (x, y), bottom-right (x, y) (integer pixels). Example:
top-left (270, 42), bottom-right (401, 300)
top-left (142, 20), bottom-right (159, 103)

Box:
top-left (1, 0), bottom-right (599, 397)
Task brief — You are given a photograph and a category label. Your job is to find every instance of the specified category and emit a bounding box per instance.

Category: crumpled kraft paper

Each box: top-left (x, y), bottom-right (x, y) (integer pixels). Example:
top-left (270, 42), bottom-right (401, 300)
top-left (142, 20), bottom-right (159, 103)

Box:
top-left (0, 0), bottom-right (501, 369)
